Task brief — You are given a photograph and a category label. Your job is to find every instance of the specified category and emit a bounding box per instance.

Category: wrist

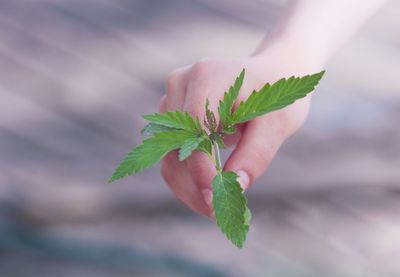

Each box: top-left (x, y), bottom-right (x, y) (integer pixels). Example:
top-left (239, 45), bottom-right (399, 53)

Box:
top-left (251, 32), bottom-right (329, 71)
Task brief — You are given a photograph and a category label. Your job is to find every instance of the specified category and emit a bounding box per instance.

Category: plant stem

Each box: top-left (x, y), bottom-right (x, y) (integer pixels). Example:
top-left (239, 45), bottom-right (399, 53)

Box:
top-left (212, 140), bottom-right (222, 172)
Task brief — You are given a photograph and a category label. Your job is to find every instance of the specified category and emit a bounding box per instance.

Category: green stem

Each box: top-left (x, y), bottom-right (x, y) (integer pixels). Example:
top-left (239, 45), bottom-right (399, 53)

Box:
top-left (212, 140), bottom-right (222, 172)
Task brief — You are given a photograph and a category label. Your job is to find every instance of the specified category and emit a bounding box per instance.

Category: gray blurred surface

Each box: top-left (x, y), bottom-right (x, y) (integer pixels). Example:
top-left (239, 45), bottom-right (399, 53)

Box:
top-left (0, 0), bottom-right (400, 276)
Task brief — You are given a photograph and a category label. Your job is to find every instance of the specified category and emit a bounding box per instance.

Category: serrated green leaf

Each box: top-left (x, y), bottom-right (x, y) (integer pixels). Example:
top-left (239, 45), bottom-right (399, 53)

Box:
top-left (218, 69), bottom-right (245, 130)
top-left (197, 138), bottom-right (213, 156)
top-left (141, 123), bottom-right (176, 138)
top-left (179, 136), bottom-right (206, 161)
top-left (231, 71), bottom-right (325, 124)
top-left (212, 171), bottom-right (250, 248)
top-left (109, 130), bottom-right (195, 183)
top-left (143, 111), bottom-right (202, 133)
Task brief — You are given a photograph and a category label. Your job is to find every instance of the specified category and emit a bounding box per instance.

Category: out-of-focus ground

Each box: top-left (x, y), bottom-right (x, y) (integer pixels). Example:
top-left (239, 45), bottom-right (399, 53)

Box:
top-left (0, 0), bottom-right (400, 276)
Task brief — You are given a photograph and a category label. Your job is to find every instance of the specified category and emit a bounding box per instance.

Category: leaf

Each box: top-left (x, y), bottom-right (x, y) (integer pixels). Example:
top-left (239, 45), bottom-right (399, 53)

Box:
top-left (178, 135), bottom-right (206, 161)
top-left (209, 132), bottom-right (225, 149)
top-left (231, 71), bottom-right (325, 124)
top-left (204, 98), bottom-right (217, 132)
top-left (218, 69), bottom-right (245, 130)
top-left (216, 136), bottom-right (226, 149)
top-left (223, 126), bottom-right (236, 135)
top-left (212, 171), bottom-right (250, 248)
top-left (109, 130), bottom-right (195, 183)
top-left (197, 138), bottom-right (213, 156)
top-left (143, 111), bottom-right (202, 133)
top-left (141, 123), bottom-right (176, 138)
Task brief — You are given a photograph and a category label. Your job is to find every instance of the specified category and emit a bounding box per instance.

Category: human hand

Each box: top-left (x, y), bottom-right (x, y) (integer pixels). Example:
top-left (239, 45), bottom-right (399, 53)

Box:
top-left (159, 43), bottom-right (324, 217)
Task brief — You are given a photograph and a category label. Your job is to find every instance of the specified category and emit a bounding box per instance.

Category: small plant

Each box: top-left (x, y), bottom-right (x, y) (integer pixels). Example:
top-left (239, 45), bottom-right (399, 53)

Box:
top-left (109, 69), bottom-right (325, 248)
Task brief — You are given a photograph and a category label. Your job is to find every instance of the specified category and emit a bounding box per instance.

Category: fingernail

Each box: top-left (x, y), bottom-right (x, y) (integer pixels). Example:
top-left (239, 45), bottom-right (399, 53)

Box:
top-left (236, 170), bottom-right (250, 191)
top-left (201, 188), bottom-right (213, 208)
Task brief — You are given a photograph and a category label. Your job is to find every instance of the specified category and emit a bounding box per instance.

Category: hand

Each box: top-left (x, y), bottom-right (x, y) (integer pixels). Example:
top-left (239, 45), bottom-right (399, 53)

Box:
top-left (159, 43), bottom-right (323, 217)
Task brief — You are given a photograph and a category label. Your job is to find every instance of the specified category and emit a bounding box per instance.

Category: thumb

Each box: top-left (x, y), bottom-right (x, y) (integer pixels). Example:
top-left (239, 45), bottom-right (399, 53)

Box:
top-left (223, 115), bottom-right (289, 190)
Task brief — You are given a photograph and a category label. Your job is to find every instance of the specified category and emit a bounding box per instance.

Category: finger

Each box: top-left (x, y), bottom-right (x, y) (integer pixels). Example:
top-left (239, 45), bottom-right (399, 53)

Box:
top-left (182, 76), bottom-right (219, 197)
top-left (163, 66), bottom-right (214, 215)
top-left (165, 66), bottom-right (190, 111)
top-left (223, 112), bottom-right (290, 190)
top-left (161, 151), bottom-right (213, 217)
top-left (183, 76), bottom-right (220, 122)
top-left (183, 151), bottom-right (216, 218)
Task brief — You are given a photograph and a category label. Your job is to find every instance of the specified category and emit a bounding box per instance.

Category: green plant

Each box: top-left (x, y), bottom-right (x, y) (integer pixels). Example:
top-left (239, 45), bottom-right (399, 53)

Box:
top-left (109, 69), bottom-right (325, 248)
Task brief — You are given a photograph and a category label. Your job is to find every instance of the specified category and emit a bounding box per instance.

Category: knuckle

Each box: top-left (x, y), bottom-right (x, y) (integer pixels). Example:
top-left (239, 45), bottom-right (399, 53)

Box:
top-left (166, 70), bottom-right (182, 92)
top-left (191, 59), bottom-right (213, 76)
top-left (167, 69), bottom-right (180, 80)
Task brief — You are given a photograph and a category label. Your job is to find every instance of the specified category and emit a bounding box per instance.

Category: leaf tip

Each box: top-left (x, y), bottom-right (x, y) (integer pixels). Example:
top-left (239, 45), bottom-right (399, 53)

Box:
top-left (142, 113), bottom-right (153, 121)
top-left (317, 69), bottom-right (326, 78)
top-left (108, 175), bottom-right (117, 184)
top-left (235, 241), bottom-right (244, 249)
top-left (108, 167), bottom-right (125, 183)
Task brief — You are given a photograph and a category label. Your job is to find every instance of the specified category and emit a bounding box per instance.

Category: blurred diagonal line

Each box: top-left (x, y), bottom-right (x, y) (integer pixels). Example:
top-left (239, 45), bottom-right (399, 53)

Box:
top-left (0, 45), bottom-right (133, 147)
top-left (0, 2), bottom-right (178, 147)
top-left (0, 1), bottom-right (175, 91)
top-left (0, 86), bottom-right (92, 160)
top-left (44, 1), bottom-right (177, 64)
top-left (0, 125), bottom-right (74, 162)
top-left (0, 3), bottom-right (172, 89)
top-left (0, 14), bottom-right (138, 84)
top-left (0, 13), bottom-right (159, 100)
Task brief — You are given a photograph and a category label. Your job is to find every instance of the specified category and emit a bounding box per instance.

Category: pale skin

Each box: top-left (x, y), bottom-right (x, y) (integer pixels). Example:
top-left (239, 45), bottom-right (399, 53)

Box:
top-left (159, 0), bottom-right (386, 217)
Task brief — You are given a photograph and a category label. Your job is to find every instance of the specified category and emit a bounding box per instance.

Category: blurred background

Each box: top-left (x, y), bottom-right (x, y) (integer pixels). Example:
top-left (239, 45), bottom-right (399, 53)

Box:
top-left (0, 0), bottom-right (400, 276)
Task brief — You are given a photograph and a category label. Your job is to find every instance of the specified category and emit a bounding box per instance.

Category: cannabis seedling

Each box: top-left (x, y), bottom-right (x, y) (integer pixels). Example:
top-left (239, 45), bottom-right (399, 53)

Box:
top-left (109, 69), bottom-right (325, 248)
